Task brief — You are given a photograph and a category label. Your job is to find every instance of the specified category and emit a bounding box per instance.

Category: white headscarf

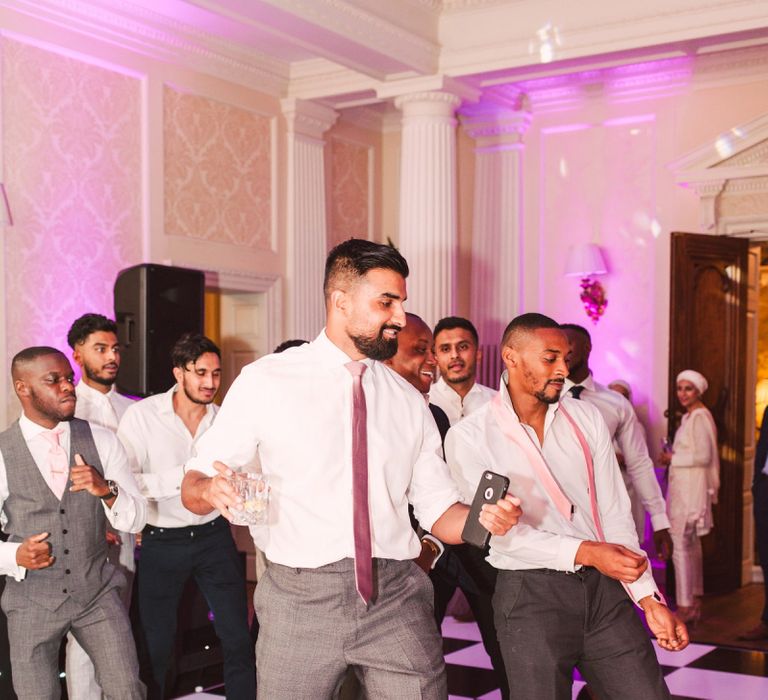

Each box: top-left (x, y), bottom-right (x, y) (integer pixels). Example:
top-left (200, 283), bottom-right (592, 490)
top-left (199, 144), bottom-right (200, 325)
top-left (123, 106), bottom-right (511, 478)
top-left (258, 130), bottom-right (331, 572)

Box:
top-left (676, 369), bottom-right (708, 395)
top-left (608, 379), bottom-right (632, 401)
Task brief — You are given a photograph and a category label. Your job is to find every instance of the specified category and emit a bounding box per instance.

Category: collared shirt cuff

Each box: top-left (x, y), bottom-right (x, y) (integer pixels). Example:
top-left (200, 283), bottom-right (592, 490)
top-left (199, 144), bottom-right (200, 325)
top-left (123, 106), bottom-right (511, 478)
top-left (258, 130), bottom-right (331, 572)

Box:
top-left (627, 577), bottom-right (661, 607)
top-left (421, 534), bottom-right (445, 568)
top-left (559, 536), bottom-right (585, 572)
top-left (650, 513), bottom-right (671, 531)
top-left (0, 543), bottom-right (27, 581)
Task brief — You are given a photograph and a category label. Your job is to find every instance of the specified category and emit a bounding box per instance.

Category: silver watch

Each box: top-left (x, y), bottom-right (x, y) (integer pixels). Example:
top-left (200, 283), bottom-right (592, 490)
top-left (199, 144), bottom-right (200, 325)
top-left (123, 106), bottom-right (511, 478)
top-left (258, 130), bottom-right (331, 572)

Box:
top-left (100, 480), bottom-right (119, 500)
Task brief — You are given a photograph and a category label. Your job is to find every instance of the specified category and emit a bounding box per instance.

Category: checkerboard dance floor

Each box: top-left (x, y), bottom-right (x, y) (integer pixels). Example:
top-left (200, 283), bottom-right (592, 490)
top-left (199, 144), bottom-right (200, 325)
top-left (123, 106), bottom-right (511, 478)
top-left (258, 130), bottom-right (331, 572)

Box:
top-left (176, 616), bottom-right (768, 699)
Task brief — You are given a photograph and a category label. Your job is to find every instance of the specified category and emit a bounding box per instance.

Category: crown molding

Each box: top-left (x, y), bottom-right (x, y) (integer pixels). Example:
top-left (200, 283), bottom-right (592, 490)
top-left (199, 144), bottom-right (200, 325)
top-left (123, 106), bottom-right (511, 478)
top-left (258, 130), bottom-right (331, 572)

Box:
top-left (2, 0), bottom-right (290, 95)
top-left (281, 97), bottom-right (339, 140)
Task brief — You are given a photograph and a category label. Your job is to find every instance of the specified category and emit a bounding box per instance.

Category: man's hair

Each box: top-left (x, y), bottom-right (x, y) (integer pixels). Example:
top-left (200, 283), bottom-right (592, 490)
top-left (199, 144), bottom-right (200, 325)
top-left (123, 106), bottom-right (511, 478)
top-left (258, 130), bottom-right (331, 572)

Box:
top-left (433, 316), bottom-right (479, 346)
top-left (323, 238), bottom-right (409, 299)
top-left (170, 333), bottom-right (221, 368)
top-left (11, 346), bottom-right (66, 380)
top-left (274, 339), bottom-right (308, 353)
top-left (67, 313), bottom-right (118, 349)
top-left (501, 313), bottom-right (561, 349)
top-left (559, 323), bottom-right (591, 343)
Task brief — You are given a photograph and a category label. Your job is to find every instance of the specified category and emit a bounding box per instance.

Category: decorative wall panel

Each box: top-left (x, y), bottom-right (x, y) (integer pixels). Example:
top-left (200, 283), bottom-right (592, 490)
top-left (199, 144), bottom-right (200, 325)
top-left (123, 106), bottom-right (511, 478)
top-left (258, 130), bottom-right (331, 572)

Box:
top-left (164, 86), bottom-right (272, 249)
top-left (328, 137), bottom-right (370, 249)
top-left (3, 38), bottom-right (141, 355)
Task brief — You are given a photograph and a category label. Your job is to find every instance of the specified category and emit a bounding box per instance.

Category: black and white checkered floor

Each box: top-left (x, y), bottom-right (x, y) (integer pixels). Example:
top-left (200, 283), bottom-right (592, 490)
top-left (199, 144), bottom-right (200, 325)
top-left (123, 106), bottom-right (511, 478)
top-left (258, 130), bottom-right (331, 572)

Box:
top-left (175, 616), bottom-right (768, 699)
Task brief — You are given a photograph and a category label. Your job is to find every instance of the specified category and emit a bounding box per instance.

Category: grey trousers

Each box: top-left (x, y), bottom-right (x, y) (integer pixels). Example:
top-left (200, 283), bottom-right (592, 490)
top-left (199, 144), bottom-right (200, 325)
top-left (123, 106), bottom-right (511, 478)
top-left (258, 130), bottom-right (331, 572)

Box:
top-left (254, 558), bottom-right (446, 700)
top-left (3, 585), bottom-right (145, 700)
top-left (493, 567), bottom-right (669, 700)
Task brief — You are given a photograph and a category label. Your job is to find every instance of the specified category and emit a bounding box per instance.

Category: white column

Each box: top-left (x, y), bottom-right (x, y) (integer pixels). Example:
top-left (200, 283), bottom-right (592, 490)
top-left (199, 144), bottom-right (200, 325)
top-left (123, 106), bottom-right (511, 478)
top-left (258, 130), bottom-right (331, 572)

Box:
top-left (462, 106), bottom-right (532, 345)
top-left (282, 98), bottom-right (338, 339)
top-left (395, 91), bottom-right (462, 327)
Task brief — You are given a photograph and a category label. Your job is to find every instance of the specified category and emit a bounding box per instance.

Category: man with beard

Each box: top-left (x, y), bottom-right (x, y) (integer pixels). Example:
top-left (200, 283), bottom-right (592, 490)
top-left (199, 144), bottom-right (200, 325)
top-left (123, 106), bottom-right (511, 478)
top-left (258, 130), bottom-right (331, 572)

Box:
top-left (431, 317), bottom-right (495, 426)
top-left (445, 314), bottom-right (687, 700)
top-left (560, 323), bottom-right (673, 560)
top-left (66, 313), bottom-right (136, 700)
top-left (0, 347), bottom-right (146, 699)
top-left (384, 313), bottom-right (510, 699)
top-left (117, 334), bottom-right (254, 699)
top-left (180, 238), bottom-right (522, 699)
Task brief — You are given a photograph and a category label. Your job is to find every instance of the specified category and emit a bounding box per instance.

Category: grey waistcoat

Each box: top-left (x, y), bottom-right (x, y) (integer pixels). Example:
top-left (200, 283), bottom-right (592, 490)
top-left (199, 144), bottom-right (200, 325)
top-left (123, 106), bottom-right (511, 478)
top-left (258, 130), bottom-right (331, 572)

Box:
top-left (0, 418), bottom-right (118, 613)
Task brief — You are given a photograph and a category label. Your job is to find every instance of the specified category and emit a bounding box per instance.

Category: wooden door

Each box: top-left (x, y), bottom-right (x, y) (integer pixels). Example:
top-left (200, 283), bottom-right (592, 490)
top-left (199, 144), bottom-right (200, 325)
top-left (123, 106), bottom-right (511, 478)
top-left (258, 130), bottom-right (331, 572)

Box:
top-left (668, 232), bottom-right (749, 594)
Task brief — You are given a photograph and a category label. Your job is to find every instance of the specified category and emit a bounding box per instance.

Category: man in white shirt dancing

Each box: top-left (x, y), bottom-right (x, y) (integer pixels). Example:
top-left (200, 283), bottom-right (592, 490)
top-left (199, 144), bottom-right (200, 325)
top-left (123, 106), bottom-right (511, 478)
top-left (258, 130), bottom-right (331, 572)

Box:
top-left (65, 313), bottom-right (136, 700)
top-left (430, 316), bottom-right (495, 426)
top-left (181, 239), bottom-right (522, 699)
top-left (446, 314), bottom-right (687, 700)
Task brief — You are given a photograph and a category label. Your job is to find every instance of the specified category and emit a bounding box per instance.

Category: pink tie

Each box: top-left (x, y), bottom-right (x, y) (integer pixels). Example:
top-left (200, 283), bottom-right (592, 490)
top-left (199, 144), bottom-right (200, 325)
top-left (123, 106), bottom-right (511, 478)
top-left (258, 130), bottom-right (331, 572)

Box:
top-left (345, 361), bottom-right (373, 604)
top-left (41, 428), bottom-right (69, 500)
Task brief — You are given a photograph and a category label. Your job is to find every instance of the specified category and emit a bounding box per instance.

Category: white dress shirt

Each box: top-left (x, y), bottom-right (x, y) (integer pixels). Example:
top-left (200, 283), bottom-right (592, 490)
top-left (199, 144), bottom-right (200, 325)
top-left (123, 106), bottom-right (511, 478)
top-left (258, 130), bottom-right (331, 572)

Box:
top-left (0, 414), bottom-right (147, 580)
top-left (185, 330), bottom-right (461, 569)
top-left (445, 376), bottom-right (660, 604)
top-left (429, 376), bottom-right (495, 426)
top-left (563, 375), bottom-right (670, 532)
top-left (118, 385), bottom-right (219, 529)
top-left (75, 381), bottom-right (134, 432)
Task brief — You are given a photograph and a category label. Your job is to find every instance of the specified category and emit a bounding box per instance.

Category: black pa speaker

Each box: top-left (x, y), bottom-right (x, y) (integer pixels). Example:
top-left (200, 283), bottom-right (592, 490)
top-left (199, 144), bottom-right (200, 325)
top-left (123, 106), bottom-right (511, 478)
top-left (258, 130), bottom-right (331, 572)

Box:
top-left (114, 264), bottom-right (205, 397)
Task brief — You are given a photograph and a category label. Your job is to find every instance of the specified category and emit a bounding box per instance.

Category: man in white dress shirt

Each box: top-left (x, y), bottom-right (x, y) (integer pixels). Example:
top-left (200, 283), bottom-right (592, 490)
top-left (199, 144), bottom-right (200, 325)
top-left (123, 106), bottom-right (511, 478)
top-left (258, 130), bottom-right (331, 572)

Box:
top-left (560, 323), bottom-right (673, 559)
top-left (430, 316), bottom-right (496, 426)
top-left (118, 333), bottom-right (254, 699)
top-left (181, 239), bottom-right (522, 700)
top-left (446, 314), bottom-right (687, 700)
top-left (65, 313), bottom-right (136, 700)
top-left (0, 346), bottom-right (146, 699)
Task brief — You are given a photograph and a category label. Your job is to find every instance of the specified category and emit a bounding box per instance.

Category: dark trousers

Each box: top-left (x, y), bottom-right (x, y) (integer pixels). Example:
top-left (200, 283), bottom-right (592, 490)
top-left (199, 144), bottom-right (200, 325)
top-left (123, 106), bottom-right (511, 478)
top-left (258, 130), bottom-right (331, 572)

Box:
top-left (493, 567), bottom-right (670, 700)
top-left (138, 517), bottom-right (255, 699)
top-left (431, 545), bottom-right (509, 700)
top-left (754, 474), bottom-right (768, 624)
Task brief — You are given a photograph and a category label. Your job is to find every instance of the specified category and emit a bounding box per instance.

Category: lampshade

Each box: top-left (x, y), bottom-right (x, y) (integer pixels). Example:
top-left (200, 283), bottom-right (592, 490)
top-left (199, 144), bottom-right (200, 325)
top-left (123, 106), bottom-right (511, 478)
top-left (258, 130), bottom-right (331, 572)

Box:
top-left (564, 243), bottom-right (607, 277)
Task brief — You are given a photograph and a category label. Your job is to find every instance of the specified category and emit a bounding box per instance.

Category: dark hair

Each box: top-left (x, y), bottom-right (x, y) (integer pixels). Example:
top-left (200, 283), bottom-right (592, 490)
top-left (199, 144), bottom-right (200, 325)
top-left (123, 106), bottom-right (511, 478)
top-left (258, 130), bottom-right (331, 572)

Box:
top-left (323, 238), bottom-right (409, 299)
top-left (274, 339), bottom-right (308, 353)
top-left (11, 346), bottom-right (66, 379)
top-left (170, 333), bottom-right (221, 369)
top-left (501, 313), bottom-right (560, 348)
top-left (67, 314), bottom-right (118, 349)
top-left (433, 316), bottom-right (479, 346)
top-left (559, 323), bottom-right (591, 343)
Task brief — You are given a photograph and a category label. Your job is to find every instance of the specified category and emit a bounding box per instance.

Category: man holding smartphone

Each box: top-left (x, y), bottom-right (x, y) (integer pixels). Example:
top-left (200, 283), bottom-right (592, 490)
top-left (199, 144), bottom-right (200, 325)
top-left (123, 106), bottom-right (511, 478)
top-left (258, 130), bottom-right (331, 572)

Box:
top-left (446, 313), bottom-right (687, 700)
top-left (180, 239), bottom-right (522, 699)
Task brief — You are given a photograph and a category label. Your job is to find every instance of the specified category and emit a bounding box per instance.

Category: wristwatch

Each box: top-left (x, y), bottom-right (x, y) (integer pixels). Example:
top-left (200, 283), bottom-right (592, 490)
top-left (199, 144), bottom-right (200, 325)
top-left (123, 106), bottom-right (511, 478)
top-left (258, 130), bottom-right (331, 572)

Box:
top-left (100, 480), bottom-right (119, 500)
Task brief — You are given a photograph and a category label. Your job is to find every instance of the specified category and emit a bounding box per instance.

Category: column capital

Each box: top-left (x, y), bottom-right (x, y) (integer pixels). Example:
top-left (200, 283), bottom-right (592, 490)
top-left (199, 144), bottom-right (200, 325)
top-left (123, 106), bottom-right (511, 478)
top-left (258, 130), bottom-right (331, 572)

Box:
top-left (281, 97), bottom-right (338, 141)
top-left (460, 104), bottom-right (533, 149)
top-left (394, 90), bottom-right (463, 117)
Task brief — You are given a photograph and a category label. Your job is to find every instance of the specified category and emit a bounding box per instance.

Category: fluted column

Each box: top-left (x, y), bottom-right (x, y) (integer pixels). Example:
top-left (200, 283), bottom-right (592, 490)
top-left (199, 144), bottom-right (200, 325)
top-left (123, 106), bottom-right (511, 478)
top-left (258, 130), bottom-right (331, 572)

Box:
top-left (395, 91), bottom-right (462, 326)
top-left (282, 98), bottom-right (338, 339)
top-left (462, 106), bottom-right (532, 345)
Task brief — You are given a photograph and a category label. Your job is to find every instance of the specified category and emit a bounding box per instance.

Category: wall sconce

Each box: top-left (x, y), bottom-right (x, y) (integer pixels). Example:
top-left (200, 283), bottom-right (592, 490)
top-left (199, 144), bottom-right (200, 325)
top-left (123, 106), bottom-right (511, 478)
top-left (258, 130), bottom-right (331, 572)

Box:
top-left (565, 243), bottom-right (608, 324)
top-left (0, 183), bottom-right (12, 226)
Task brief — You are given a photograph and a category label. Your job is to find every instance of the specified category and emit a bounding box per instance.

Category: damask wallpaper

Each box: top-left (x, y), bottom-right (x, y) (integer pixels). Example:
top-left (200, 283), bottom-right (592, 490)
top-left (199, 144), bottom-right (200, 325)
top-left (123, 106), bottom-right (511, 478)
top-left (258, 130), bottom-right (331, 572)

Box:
top-left (328, 137), bottom-right (370, 249)
top-left (2, 38), bottom-right (141, 357)
top-left (164, 86), bottom-right (272, 249)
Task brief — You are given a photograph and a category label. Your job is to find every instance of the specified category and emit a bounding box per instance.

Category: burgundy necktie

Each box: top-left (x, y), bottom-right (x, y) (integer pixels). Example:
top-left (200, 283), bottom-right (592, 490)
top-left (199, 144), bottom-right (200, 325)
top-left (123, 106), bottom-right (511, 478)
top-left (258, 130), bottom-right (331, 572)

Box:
top-left (345, 361), bottom-right (373, 604)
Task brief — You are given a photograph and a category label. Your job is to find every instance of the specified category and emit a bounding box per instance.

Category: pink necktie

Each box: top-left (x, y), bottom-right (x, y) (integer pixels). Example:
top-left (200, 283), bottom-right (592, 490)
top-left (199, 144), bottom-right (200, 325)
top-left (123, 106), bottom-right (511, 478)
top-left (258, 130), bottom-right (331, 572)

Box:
top-left (345, 361), bottom-right (373, 604)
top-left (41, 428), bottom-right (69, 500)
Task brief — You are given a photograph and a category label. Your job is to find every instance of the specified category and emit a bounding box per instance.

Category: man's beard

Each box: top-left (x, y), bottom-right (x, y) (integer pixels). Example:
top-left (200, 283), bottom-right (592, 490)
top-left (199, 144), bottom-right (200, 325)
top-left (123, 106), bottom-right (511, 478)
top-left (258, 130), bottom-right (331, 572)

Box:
top-left (183, 384), bottom-right (214, 406)
top-left (534, 379), bottom-right (564, 404)
top-left (84, 363), bottom-right (115, 388)
top-left (349, 325), bottom-right (400, 361)
top-left (445, 369), bottom-right (472, 385)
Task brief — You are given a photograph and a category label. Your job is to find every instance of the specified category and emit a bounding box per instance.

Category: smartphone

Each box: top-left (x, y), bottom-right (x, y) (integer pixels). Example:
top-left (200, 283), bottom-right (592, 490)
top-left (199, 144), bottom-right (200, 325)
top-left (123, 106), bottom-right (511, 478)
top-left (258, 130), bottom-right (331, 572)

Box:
top-left (461, 470), bottom-right (510, 549)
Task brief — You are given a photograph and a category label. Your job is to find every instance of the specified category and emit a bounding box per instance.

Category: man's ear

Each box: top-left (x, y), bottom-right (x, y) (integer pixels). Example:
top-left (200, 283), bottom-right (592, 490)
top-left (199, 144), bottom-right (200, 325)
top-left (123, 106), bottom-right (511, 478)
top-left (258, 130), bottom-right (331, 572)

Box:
top-left (475, 347), bottom-right (483, 365)
top-left (329, 288), bottom-right (348, 315)
top-left (501, 344), bottom-right (516, 368)
top-left (172, 366), bottom-right (184, 386)
top-left (14, 379), bottom-right (29, 398)
top-left (72, 347), bottom-right (83, 369)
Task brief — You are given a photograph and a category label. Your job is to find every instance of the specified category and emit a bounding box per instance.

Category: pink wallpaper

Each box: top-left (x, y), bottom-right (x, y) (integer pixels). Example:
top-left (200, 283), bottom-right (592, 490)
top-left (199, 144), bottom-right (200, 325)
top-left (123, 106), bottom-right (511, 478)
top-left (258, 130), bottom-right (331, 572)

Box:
top-left (164, 86), bottom-right (272, 249)
top-left (328, 137), bottom-right (370, 249)
top-left (3, 38), bottom-right (141, 357)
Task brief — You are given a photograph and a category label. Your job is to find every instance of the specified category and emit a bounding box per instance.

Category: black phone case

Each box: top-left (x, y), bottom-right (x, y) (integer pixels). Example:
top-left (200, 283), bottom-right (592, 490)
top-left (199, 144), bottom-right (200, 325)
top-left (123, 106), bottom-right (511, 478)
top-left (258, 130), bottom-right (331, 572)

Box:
top-left (461, 470), bottom-right (510, 549)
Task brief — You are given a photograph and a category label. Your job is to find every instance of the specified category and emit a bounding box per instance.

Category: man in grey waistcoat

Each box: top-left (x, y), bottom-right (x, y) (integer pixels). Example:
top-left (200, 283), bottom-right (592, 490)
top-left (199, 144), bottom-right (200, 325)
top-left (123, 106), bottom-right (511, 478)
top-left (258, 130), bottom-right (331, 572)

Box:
top-left (0, 346), bottom-right (147, 699)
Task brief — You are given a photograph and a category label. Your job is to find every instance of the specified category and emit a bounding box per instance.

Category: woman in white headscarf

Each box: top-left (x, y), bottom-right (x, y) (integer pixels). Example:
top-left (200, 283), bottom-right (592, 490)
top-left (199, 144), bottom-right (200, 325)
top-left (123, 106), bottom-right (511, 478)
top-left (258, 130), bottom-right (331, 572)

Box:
top-left (660, 370), bottom-right (720, 624)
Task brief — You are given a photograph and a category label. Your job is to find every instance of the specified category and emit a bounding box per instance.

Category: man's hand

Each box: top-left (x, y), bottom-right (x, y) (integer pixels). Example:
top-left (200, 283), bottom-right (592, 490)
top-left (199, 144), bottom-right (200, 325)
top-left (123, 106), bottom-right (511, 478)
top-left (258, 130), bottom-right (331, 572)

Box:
top-left (575, 541), bottom-right (648, 582)
top-left (106, 531), bottom-right (122, 547)
top-left (478, 494), bottom-right (522, 536)
top-left (69, 453), bottom-right (110, 498)
top-left (653, 529), bottom-right (673, 561)
top-left (640, 597), bottom-right (689, 651)
top-left (16, 532), bottom-right (54, 570)
top-left (181, 462), bottom-right (242, 521)
top-left (659, 451), bottom-right (672, 467)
